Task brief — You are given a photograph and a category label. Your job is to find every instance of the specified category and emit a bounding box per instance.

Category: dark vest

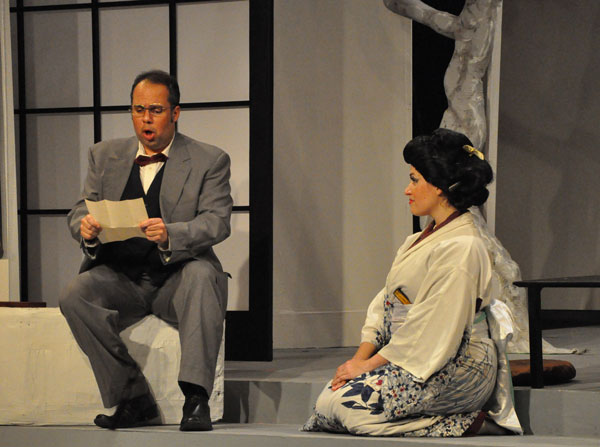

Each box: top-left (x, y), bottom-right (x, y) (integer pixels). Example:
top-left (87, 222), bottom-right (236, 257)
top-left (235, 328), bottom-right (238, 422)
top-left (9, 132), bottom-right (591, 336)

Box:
top-left (99, 163), bottom-right (177, 286)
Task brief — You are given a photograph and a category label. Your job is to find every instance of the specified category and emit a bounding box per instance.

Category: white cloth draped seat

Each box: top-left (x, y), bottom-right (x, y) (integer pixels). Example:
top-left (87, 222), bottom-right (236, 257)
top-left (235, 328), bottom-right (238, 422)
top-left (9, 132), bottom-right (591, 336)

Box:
top-left (0, 308), bottom-right (224, 425)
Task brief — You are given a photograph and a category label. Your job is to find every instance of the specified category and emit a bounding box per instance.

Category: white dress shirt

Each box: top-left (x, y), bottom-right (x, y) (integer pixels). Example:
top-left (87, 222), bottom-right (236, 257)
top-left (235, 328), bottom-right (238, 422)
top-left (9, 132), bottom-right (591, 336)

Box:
top-left (136, 136), bottom-right (174, 193)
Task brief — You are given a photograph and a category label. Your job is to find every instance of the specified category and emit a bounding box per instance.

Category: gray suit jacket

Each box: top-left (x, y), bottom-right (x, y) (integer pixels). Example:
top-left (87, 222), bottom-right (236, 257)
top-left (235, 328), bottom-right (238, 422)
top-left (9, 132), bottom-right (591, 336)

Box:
top-left (67, 132), bottom-right (233, 273)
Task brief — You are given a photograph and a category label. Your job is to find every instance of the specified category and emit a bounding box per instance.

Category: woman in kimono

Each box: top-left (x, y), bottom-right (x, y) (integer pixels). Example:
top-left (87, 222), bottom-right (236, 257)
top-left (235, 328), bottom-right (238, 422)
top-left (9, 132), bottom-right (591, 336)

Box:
top-left (303, 128), bottom-right (522, 437)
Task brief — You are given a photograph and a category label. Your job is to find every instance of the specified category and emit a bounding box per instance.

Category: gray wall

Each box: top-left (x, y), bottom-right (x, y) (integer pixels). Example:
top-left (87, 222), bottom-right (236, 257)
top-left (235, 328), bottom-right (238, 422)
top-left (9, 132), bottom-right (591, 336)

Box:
top-left (497, 0), bottom-right (600, 309)
top-left (273, 0), bottom-right (413, 348)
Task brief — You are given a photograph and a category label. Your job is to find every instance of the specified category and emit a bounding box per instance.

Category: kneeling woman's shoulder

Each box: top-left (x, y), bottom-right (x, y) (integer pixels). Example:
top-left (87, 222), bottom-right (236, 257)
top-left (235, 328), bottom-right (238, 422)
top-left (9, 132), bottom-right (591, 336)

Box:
top-left (432, 234), bottom-right (490, 268)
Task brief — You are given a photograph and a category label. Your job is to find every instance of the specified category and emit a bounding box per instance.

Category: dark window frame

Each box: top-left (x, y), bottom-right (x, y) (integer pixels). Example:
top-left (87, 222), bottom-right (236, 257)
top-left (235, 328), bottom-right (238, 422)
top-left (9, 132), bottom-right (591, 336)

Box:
top-left (11, 0), bottom-right (273, 360)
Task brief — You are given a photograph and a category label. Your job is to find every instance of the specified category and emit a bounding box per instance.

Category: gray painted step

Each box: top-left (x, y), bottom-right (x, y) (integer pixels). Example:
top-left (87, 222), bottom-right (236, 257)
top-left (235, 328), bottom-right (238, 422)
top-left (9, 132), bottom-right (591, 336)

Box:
top-left (514, 388), bottom-right (600, 438)
top-left (223, 379), bottom-right (600, 438)
top-left (223, 327), bottom-right (600, 438)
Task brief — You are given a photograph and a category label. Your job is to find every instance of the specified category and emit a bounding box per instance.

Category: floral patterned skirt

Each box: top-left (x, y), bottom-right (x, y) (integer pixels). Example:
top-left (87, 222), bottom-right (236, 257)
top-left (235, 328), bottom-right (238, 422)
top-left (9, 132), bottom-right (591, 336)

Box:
top-left (302, 333), bottom-right (497, 437)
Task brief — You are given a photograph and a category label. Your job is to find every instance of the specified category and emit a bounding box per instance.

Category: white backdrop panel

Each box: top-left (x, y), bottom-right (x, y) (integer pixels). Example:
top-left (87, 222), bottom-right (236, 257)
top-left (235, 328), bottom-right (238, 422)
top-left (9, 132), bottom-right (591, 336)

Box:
top-left (26, 113), bottom-right (94, 209)
top-left (10, 13), bottom-right (18, 107)
top-left (177, 108), bottom-right (249, 206)
top-left (27, 215), bottom-right (84, 306)
top-left (214, 212), bottom-right (249, 311)
top-left (100, 6), bottom-right (169, 106)
top-left (177, 1), bottom-right (249, 103)
top-left (24, 10), bottom-right (92, 108)
top-left (101, 111), bottom-right (133, 141)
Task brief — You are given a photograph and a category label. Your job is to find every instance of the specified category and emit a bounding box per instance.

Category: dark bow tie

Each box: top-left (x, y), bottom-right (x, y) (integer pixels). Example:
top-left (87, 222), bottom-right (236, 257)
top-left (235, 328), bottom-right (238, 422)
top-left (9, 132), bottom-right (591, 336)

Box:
top-left (134, 153), bottom-right (167, 167)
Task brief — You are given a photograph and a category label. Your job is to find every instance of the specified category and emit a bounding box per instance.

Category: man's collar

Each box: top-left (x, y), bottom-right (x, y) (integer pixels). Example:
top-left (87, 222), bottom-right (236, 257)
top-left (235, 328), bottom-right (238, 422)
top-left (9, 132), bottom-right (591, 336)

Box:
top-left (136, 134), bottom-right (176, 158)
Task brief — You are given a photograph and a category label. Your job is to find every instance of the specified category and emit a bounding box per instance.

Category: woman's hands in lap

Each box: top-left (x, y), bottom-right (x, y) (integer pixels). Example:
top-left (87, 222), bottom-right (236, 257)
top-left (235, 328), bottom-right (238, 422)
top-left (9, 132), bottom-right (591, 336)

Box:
top-left (331, 358), bottom-right (371, 391)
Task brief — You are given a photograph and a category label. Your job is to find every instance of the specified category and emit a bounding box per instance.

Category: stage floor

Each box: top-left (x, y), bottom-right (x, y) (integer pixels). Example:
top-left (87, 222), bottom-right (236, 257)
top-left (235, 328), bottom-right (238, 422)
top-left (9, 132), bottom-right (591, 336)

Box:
top-left (1, 326), bottom-right (599, 447)
top-left (1, 424), bottom-right (598, 447)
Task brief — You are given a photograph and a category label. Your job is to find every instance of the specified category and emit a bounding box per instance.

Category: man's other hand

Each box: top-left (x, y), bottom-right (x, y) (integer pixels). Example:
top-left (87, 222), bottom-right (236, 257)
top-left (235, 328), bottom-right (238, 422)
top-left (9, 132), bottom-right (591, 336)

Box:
top-left (140, 218), bottom-right (169, 248)
top-left (81, 214), bottom-right (102, 240)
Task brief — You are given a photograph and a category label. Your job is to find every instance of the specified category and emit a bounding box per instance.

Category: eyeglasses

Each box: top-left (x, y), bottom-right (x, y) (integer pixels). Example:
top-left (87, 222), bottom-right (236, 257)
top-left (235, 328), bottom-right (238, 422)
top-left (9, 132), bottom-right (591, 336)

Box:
top-left (130, 104), bottom-right (172, 116)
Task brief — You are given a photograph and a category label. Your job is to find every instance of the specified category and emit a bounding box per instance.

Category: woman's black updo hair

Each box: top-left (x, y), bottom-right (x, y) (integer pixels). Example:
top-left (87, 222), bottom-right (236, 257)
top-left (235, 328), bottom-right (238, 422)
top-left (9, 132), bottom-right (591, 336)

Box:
top-left (403, 128), bottom-right (493, 211)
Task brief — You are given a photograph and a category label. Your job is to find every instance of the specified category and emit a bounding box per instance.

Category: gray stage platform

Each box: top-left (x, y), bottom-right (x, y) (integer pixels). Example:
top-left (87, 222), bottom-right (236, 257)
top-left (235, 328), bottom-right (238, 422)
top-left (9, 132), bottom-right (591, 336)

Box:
top-left (1, 326), bottom-right (599, 446)
top-left (1, 425), bottom-right (598, 447)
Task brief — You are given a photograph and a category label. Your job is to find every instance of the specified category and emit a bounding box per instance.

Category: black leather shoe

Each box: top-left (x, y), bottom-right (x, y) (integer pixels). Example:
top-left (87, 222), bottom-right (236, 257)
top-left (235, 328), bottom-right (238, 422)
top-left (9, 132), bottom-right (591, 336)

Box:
top-left (94, 393), bottom-right (159, 429)
top-left (179, 395), bottom-right (212, 431)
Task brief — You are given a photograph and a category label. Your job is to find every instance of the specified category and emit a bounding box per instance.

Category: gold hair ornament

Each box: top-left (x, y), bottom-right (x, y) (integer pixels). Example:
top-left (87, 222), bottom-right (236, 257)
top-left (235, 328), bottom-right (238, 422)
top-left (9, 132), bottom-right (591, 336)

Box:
top-left (462, 145), bottom-right (484, 160)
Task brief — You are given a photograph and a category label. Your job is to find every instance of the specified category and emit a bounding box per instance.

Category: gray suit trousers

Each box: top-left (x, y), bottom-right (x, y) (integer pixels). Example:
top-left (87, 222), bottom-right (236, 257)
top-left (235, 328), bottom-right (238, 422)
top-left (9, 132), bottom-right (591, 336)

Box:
top-left (59, 258), bottom-right (227, 408)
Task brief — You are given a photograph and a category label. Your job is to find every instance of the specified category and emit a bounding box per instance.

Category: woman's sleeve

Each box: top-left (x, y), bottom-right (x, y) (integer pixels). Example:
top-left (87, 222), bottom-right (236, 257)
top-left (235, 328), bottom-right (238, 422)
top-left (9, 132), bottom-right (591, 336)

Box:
top-left (360, 287), bottom-right (387, 350)
top-left (378, 237), bottom-right (490, 382)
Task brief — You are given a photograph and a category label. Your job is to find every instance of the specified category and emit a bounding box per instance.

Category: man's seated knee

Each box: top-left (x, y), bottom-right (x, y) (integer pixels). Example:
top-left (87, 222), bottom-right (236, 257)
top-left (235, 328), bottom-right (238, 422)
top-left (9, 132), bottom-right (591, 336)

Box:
top-left (181, 259), bottom-right (220, 284)
top-left (58, 282), bottom-right (80, 318)
top-left (169, 260), bottom-right (227, 311)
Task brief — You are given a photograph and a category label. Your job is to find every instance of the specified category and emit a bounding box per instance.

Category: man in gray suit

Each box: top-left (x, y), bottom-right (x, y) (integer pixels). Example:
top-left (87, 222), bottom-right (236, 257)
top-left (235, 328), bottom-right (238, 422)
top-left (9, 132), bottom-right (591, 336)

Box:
top-left (60, 70), bottom-right (232, 431)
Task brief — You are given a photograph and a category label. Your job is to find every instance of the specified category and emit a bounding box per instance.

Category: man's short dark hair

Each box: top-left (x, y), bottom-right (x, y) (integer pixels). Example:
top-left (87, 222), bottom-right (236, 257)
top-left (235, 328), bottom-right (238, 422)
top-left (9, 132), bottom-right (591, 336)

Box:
top-left (130, 70), bottom-right (180, 107)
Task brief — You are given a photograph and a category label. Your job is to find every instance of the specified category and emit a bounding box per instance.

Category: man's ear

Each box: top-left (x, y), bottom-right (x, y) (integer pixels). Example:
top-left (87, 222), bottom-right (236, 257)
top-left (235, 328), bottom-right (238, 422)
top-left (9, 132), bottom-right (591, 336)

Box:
top-left (171, 105), bottom-right (181, 123)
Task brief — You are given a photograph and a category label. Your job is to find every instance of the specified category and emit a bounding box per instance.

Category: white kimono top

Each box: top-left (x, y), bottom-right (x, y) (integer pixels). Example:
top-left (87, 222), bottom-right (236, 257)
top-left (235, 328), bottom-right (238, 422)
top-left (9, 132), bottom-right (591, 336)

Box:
top-left (361, 212), bottom-right (493, 382)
